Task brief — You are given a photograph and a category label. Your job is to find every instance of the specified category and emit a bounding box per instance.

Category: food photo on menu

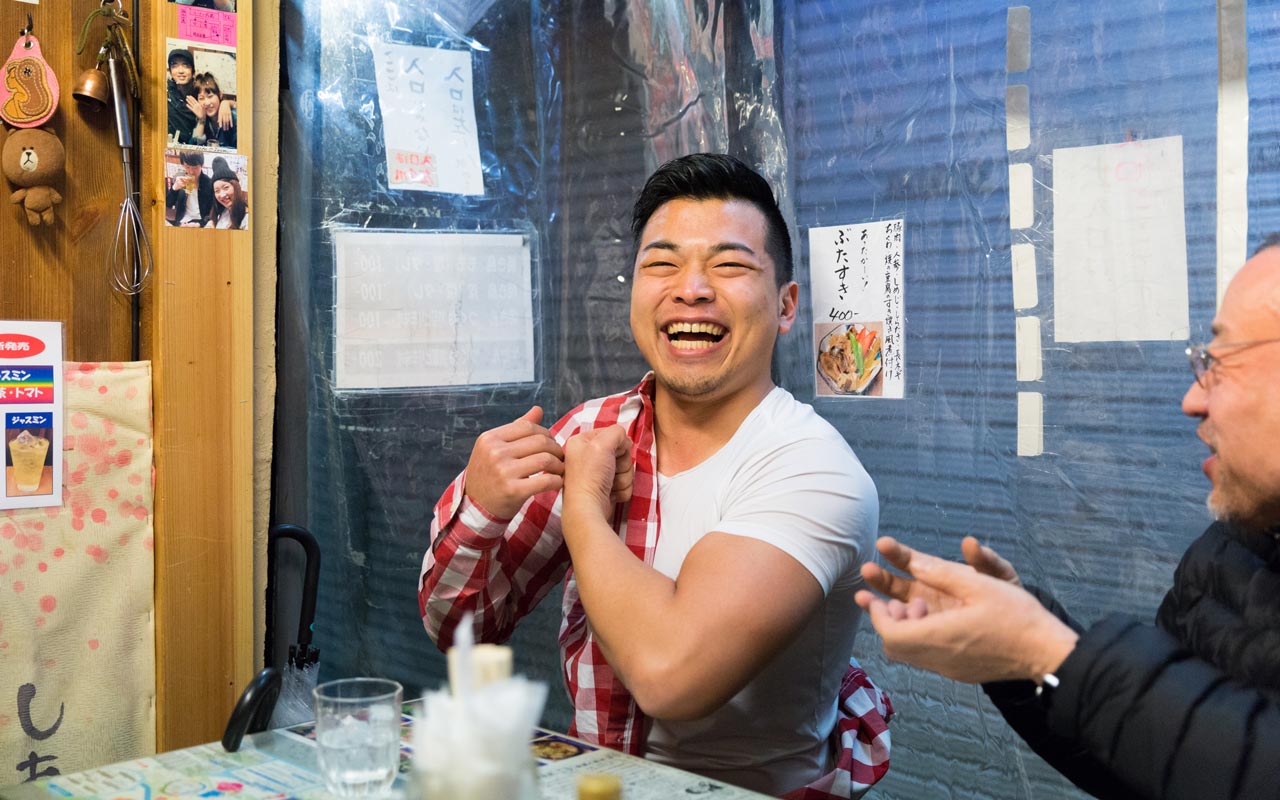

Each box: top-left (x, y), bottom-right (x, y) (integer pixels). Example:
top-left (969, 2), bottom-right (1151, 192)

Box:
top-left (815, 321), bottom-right (884, 396)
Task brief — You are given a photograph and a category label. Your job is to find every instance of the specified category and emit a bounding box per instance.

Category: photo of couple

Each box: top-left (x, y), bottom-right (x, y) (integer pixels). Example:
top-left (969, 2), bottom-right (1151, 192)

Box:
top-left (164, 150), bottom-right (250, 230)
top-left (165, 42), bottom-right (238, 150)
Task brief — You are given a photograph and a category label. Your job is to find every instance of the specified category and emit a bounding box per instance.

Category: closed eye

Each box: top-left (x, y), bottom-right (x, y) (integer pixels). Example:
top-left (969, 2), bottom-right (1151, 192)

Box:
top-left (639, 261), bottom-right (680, 275)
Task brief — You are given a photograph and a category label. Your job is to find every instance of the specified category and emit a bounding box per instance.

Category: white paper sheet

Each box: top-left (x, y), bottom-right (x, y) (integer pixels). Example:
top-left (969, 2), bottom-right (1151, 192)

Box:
top-left (1052, 136), bottom-right (1190, 342)
top-left (333, 231), bottom-right (534, 389)
top-left (0, 321), bottom-right (62, 510)
top-left (370, 42), bottom-right (484, 196)
top-left (809, 220), bottom-right (905, 399)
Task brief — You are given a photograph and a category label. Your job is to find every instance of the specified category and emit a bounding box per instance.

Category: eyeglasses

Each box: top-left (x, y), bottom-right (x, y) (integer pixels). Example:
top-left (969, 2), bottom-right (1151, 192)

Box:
top-left (1185, 337), bottom-right (1280, 387)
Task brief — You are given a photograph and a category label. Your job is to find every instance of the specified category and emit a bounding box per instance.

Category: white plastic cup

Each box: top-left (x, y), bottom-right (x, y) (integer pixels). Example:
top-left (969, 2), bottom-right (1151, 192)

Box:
top-left (313, 677), bottom-right (403, 798)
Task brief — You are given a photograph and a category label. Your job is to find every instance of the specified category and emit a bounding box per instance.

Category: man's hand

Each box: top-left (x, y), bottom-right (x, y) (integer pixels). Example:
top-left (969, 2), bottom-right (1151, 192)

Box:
top-left (562, 425), bottom-right (634, 525)
top-left (463, 407), bottom-right (565, 520)
top-left (861, 535), bottom-right (1021, 619)
top-left (855, 537), bottom-right (1077, 684)
top-left (218, 99), bottom-right (235, 129)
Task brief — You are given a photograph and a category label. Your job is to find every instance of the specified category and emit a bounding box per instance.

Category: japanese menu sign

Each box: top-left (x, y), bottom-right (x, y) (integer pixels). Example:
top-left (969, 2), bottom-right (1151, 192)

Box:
top-left (0, 321), bottom-right (62, 509)
top-left (809, 220), bottom-right (905, 399)
top-left (371, 42), bottom-right (484, 196)
top-left (333, 230), bottom-right (535, 390)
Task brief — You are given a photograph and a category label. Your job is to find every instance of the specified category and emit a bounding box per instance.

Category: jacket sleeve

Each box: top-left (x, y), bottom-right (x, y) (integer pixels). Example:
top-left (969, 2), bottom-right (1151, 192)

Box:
top-left (983, 589), bottom-right (1137, 800)
top-left (988, 592), bottom-right (1280, 799)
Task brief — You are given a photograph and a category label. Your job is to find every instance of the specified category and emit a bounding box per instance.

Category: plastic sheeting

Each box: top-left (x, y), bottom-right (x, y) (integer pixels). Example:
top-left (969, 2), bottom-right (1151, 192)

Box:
top-left (276, 2), bottom-right (1243, 798)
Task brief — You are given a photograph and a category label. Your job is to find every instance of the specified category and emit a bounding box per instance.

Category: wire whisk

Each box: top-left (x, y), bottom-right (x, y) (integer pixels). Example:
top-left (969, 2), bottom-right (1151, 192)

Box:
top-left (106, 51), bottom-right (151, 295)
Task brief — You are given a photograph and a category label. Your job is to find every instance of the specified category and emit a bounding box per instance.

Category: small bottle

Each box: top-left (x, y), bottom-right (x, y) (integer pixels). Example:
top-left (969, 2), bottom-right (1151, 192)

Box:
top-left (577, 773), bottom-right (622, 800)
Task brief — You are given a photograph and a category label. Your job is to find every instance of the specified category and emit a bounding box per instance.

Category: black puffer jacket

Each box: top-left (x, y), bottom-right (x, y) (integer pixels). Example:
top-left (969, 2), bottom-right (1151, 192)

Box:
top-left (984, 520), bottom-right (1280, 799)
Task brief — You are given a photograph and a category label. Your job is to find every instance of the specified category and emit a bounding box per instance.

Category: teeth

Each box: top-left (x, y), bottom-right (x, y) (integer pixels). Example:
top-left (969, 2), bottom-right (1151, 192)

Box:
top-left (664, 321), bottom-right (726, 336)
top-left (671, 339), bottom-right (715, 350)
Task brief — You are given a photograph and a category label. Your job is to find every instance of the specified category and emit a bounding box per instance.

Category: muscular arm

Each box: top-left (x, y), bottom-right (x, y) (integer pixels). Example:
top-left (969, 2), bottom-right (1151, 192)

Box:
top-left (561, 426), bottom-right (860, 720)
top-left (562, 514), bottom-right (822, 720)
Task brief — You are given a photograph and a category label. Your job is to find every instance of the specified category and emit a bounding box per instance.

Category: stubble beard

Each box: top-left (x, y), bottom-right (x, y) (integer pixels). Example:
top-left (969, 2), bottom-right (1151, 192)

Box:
top-left (1205, 469), bottom-right (1280, 532)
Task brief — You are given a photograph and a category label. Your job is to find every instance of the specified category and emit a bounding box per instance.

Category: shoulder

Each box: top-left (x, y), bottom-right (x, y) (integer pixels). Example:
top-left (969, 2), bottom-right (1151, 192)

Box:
top-left (743, 388), bottom-right (869, 477)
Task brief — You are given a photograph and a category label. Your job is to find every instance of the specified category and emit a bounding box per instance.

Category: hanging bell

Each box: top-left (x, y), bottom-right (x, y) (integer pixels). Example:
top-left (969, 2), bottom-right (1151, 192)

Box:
top-left (72, 66), bottom-right (111, 111)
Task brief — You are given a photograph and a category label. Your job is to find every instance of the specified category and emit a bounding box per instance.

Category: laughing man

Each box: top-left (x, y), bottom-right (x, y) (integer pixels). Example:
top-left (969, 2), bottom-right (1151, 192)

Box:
top-left (419, 153), bottom-right (884, 796)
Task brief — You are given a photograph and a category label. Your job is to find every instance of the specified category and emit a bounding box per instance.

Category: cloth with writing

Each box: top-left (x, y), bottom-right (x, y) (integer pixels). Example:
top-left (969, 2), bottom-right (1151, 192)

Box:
top-left (0, 362), bottom-right (155, 782)
top-left (418, 374), bottom-right (891, 796)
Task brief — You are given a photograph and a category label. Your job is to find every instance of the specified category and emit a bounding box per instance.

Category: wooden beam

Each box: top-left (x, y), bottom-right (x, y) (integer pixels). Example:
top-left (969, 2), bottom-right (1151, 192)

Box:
top-left (143, 0), bottom-right (256, 751)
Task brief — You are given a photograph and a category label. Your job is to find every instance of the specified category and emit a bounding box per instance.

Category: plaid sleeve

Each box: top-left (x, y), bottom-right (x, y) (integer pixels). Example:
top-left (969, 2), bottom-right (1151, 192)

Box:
top-left (418, 403), bottom-right (598, 652)
top-left (418, 466), bottom-right (571, 651)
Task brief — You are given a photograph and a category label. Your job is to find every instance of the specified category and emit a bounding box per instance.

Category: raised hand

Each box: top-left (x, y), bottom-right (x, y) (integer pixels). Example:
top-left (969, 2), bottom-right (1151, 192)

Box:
top-left (861, 535), bottom-right (1020, 621)
top-left (463, 407), bottom-right (565, 521)
top-left (855, 539), bottom-right (1077, 684)
top-left (218, 98), bottom-right (234, 128)
top-left (185, 94), bottom-right (206, 120)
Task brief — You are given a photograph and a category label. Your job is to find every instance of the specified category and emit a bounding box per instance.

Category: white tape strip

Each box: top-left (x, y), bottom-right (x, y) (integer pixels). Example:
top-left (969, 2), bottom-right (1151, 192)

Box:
top-left (1217, 0), bottom-right (1248, 306)
top-left (1016, 316), bottom-right (1042, 381)
top-left (1009, 163), bottom-right (1034, 230)
top-left (1011, 243), bottom-right (1038, 309)
top-left (1017, 391), bottom-right (1044, 457)
top-left (1007, 85), bottom-right (1030, 151)
top-left (1007, 7), bottom-right (1031, 73)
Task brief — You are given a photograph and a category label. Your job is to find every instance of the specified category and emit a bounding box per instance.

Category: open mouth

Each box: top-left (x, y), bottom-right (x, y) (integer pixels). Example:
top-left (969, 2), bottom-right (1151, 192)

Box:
top-left (664, 321), bottom-right (726, 351)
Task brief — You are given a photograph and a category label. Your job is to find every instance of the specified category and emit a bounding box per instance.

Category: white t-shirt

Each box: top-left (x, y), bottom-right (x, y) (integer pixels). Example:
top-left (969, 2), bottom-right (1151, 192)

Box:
top-left (183, 184), bottom-right (201, 223)
top-left (643, 386), bottom-right (878, 795)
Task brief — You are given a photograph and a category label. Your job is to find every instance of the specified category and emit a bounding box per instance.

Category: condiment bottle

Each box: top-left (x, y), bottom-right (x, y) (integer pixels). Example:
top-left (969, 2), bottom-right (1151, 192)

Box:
top-left (577, 773), bottom-right (622, 800)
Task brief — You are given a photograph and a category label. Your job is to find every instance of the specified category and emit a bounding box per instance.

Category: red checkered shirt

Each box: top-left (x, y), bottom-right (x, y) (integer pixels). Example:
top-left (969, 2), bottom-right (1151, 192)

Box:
top-left (419, 375), bottom-right (892, 797)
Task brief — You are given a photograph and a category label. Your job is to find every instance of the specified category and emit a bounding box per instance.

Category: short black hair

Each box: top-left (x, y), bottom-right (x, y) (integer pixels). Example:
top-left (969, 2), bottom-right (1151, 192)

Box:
top-left (179, 151), bottom-right (205, 167)
top-left (631, 153), bottom-right (793, 285)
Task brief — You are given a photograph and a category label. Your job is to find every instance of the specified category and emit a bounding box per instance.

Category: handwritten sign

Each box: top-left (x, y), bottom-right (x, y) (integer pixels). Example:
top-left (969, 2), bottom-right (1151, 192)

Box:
top-left (333, 230), bottom-right (535, 389)
top-left (177, 6), bottom-right (237, 47)
top-left (0, 321), bottom-right (61, 509)
top-left (808, 221), bottom-right (905, 399)
top-left (1052, 136), bottom-right (1189, 342)
top-left (370, 42), bottom-right (483, 196)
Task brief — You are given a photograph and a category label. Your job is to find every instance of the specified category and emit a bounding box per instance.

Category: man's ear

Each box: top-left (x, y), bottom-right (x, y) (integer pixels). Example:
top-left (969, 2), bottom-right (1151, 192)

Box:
top-left (778, 281), bottom-right (799, 334)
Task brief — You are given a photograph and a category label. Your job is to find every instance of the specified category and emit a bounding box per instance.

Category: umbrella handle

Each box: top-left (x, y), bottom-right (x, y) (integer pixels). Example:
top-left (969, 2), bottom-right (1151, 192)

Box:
top-left (268, 524), bottom-right (322, 656)
top-left (222, 667), bottom-right (282, 751)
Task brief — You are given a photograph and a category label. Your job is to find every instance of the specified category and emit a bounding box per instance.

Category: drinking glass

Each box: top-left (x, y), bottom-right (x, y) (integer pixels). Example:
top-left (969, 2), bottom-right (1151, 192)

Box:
top-left (313, 677), bottom-right (403, 798)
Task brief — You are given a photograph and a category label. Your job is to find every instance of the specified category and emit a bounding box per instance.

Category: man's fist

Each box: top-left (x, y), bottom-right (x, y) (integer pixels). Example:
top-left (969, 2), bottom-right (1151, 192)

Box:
top-left (463, 407), bottom-right (565, 520)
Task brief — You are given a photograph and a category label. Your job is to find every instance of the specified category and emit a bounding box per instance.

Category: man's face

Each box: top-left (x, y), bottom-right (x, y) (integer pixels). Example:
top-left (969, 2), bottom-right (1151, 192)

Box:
top-left (170, 62), bottom-right (193, 85)
top-left (629, 198), bottom-right (797, 405)
top-left (1182, 249), bottom-right (1280, 528)
top-left (182, 162), bottom-right (202, 179)
top-left (198, 87), bottom-right (220, 118)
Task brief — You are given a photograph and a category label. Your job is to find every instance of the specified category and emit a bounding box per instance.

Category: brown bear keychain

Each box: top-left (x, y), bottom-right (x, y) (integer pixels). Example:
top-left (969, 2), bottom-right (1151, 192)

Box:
top-left (2, 128), bottom-right (64, 225)
top-left (0, 17), bottom-right (65, 226)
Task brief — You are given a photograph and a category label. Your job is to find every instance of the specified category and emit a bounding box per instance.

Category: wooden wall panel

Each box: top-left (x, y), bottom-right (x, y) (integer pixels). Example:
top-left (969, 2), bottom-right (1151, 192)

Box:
top-left (0, 1), bottom-right (133, 362)
top-left (141, 0), bottom-right (255, 751)
top-left (3, 0), bottom-right (264, 755)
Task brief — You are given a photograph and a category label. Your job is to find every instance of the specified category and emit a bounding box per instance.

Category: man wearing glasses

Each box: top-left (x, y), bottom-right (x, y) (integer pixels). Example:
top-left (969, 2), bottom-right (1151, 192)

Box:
top-left (855, 242), bottom-right (1280, 798)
